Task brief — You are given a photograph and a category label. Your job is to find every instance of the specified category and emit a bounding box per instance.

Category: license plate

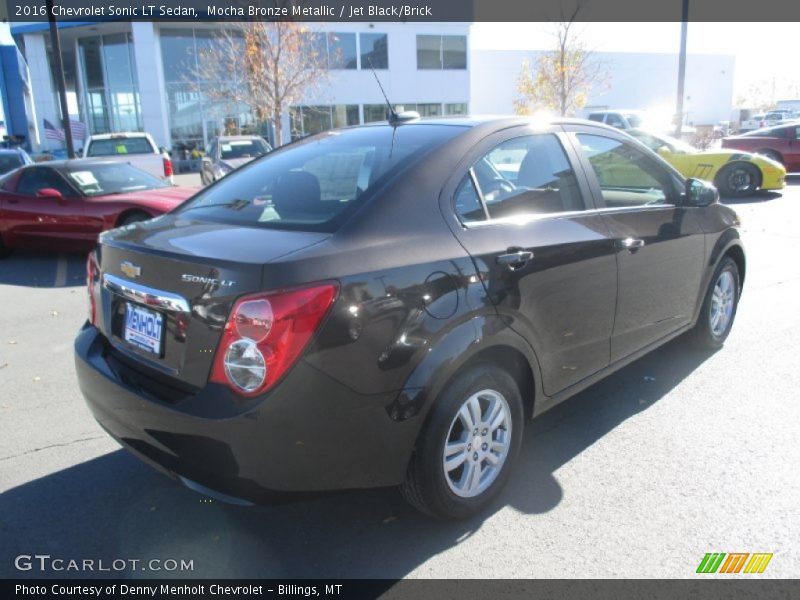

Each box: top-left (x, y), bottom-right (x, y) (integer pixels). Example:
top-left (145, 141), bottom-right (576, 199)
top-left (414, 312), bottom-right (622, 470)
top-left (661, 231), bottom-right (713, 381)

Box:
top-left (124, 303), bottom-right (164, 356)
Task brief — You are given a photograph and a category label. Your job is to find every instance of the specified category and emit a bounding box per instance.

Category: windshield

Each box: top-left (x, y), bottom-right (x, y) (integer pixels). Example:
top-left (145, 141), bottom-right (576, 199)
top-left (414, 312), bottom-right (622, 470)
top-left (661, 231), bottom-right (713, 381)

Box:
top-left (220, 139), bottom-right (271, 160)
top-left (87, 137), bottom-right (155, 157)
top-left (176, 125), bottom-right (465, 233)
top-left (65, 163), bottom-right (168, 196)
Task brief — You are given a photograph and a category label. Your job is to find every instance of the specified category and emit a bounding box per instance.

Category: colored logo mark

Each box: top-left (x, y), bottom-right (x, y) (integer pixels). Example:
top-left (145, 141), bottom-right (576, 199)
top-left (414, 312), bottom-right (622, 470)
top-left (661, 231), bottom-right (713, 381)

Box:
top-left (696, 552), bottom-right (773, 574)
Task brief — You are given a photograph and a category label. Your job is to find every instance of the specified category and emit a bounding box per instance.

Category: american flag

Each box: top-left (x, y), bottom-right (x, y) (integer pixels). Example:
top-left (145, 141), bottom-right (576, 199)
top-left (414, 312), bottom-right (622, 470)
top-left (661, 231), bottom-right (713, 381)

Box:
top-left (69, 118), bottom-right (87, 142)
top-left (43, 118), bottom-right (65, 141)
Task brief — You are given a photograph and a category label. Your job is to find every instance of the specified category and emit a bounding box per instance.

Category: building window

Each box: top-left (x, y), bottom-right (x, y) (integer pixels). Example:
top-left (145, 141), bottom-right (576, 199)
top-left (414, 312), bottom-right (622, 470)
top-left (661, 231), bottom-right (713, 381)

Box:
top-left (308, 32), bottom-right (357, 69)
top-left (416, 35), bottom-right (467, 70)
top-left (445, 103), bottom-right (468, 116)
top-left (363, 104), bottom-right (389, 124)
top-left (359, 33), bottom-right (388, 69)
top-left (77, 33), bottom-right (142, 134)
top-left (291, 105), bottom-right (359, 138)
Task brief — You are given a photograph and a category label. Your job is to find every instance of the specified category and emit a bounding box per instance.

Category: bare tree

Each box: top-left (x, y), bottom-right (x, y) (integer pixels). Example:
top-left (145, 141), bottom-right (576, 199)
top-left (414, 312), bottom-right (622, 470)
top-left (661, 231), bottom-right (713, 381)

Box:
top-left (514, 9), bottom-right (608, 117)
top-left (193, 21), bottom-right (329, 146)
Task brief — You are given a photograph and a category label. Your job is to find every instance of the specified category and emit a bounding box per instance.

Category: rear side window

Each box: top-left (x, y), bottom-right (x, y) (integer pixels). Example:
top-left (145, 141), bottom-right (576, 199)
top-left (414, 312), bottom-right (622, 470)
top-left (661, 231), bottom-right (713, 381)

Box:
top-left (87, 137), bottom-right (154, 156)
top-left (177, 125), bottom-right (465, 232)
top-left (456, 134), bottom-right (585, 223)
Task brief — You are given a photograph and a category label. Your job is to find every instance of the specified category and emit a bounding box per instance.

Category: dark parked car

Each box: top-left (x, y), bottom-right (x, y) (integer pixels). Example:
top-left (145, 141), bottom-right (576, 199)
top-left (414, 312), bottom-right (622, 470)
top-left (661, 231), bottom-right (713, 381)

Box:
top-left (722, 124), bottom-right (800, 173)
top-left (75, 117), bottom-right (745, 519)
top-left (200, 135), bottom-right (272, 185)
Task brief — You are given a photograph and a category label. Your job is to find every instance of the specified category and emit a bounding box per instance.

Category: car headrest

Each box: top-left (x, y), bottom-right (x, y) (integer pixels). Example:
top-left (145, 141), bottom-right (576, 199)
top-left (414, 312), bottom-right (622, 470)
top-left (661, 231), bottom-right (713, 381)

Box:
top-left (273, 171), bottom-right (322, 214)
top-left (517, 144), bottom-right (557, 189)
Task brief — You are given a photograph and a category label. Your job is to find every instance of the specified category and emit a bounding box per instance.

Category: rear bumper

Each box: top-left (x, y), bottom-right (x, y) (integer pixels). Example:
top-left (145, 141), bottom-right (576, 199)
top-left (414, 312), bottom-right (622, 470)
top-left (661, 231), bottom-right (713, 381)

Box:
top-left (74, 324), bottom-right (420, 504)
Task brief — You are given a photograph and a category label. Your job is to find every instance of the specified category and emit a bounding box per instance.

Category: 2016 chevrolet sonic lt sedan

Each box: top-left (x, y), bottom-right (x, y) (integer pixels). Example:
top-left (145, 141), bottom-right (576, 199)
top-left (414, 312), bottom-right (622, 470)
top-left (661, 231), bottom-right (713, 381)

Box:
top-left (75, 116), bottom-right (745, 519)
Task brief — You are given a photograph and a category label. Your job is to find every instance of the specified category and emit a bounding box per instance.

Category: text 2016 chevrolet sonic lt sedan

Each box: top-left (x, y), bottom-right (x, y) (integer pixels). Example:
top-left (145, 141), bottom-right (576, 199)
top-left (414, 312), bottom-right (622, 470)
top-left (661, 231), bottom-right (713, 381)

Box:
top-left (75, 117), bottom-right (745, 519)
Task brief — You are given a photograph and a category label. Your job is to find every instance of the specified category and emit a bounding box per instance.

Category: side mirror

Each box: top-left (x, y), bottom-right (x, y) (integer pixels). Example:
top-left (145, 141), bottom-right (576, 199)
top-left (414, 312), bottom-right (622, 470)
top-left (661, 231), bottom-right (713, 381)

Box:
top-left (36, 187), bottom-right (64, 201)
top-left (685, 178), bottom-right (718, 207)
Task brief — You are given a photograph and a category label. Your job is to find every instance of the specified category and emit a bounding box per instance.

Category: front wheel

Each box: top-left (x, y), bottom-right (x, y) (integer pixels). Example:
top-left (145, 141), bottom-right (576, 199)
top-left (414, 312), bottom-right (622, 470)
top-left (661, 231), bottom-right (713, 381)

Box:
top-left (715, 163), bottom-right (761, 197)
top-left (691, 257), bottom-right (740, 349)
top-left (400, 363), bottom-right (524, 519)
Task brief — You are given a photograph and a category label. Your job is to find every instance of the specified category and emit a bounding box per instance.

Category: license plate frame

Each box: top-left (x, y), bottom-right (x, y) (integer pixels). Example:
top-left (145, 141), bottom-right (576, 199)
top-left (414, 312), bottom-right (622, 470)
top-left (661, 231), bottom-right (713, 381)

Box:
top-left (123, 302), bottom-right (164, 357)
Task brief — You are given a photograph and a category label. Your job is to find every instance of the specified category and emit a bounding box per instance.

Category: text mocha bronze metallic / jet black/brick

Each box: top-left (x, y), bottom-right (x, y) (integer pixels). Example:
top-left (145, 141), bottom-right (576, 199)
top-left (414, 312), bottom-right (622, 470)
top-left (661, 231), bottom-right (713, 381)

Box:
top-left (74, 117), bottom-right (745, 519)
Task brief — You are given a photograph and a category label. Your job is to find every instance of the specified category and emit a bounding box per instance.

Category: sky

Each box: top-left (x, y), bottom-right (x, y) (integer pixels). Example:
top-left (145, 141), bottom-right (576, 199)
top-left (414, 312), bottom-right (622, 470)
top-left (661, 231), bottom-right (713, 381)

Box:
top-left (471, 22), bottom-right (798, 104)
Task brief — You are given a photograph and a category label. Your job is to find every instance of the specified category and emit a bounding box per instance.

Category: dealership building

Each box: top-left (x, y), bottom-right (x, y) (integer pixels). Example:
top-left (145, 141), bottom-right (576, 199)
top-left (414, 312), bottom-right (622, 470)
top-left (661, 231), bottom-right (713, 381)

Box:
top-left (6, 21), bottom-right (734, 153)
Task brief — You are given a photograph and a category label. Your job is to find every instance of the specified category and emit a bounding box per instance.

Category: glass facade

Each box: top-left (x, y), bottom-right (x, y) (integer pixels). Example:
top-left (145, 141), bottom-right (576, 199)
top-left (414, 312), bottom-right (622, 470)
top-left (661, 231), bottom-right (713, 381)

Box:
top-left (160, 28), bottom-right (257, 150)
top-left (290, 105), bottom-right (360, 138)
top-left (78, 33), bottom-right (142, 134)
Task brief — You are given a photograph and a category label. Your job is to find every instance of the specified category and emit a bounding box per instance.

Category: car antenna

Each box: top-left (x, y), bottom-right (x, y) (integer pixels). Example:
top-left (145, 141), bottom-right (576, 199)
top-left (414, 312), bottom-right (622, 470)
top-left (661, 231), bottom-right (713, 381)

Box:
top-left (367, 57), bottom-right (419, 126)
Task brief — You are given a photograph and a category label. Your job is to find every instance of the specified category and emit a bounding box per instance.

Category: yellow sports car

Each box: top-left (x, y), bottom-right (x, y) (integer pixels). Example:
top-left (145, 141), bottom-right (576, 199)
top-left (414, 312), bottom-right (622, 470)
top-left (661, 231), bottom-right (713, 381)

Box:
top-left (627, 128), bottom-right (786, 197)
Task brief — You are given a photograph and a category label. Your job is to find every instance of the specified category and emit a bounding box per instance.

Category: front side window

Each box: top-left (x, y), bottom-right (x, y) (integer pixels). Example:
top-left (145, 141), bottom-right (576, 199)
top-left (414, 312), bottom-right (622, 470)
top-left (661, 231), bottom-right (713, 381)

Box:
top-left (176, 125), bottom-right (465, 232)
top-left (16, 168), bottom-right (75, 197)
top-left (455, 134), bottom-right (585, 224)
top-left (577, 134), bottom-right (675, 207)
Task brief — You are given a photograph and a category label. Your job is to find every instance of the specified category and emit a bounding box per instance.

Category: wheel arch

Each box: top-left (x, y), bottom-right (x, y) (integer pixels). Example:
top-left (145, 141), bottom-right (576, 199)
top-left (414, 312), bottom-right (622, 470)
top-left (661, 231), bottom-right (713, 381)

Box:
top-left (391, 314), bottom-right (542, 427)
top-left (114, 208), bottom-right (154, 228)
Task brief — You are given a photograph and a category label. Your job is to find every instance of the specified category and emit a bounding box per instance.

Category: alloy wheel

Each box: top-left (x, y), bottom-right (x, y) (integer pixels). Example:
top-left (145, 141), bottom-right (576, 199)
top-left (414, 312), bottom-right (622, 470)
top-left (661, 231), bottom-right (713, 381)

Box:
top-left (710, 270), bottom-right (736, 337)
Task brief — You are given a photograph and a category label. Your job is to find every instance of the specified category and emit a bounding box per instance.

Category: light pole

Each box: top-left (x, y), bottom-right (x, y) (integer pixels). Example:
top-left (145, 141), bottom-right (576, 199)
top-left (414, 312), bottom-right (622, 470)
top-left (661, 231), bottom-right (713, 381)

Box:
top-left (46, 0), bottom-right (75, 158)
top-left (675, 0), bottom-right (689, 138)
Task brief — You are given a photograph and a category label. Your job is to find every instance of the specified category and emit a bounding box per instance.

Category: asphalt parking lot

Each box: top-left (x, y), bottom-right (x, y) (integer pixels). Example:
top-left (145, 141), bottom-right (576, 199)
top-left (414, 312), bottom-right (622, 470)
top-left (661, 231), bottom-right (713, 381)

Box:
top-left (1, 177), bottom-right (799, 579)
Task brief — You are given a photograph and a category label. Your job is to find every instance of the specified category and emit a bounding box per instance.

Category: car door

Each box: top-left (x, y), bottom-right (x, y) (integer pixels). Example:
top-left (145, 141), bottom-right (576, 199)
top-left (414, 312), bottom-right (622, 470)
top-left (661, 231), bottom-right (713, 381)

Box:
top-left (3, 166), bottom-right (89, 247)
top-left (785, 126), bottom-right (800, 172)
top-left (442, 125), bottom-right (618, 396)
top-left (567, 126), bottom-right (705, 363)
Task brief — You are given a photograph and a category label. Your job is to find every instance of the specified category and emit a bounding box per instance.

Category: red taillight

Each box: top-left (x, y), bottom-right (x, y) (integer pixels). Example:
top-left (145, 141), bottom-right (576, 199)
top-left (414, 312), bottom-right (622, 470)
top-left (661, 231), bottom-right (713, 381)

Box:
top-left (163, 157), bottom-right (173, 178)
top-left (210, 283), bottom-right (338, 396)
top-left (86, 252), bottom-right (98, 326)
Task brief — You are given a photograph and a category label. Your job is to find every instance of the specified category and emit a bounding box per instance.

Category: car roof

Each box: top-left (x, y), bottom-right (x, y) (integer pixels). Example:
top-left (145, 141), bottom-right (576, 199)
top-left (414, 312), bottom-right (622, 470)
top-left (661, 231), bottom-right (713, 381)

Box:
top-left (87, 132), bottom-right (150, 140)
top-left (217, 135), bottom-right (266, 141)
top-left (23, 158), bottom-right (141, 170)
top-left (351, 115), bottom-right (612, 130)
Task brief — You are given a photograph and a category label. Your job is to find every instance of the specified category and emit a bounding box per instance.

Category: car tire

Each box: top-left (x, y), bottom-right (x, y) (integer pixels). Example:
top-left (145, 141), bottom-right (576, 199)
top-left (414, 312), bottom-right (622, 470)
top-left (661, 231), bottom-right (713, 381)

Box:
top-left (118, 211), bottom-right (151, 227)
top-left (715, 163), bottom-right (761, 197)
top-left (691, 257), bottom-right (740, 349)
top-left (400, 363), bottom-right (524, 520)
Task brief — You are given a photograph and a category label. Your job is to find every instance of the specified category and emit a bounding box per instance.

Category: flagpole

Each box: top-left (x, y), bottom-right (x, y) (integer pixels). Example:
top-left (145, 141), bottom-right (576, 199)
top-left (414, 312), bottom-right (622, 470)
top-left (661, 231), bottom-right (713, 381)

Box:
top-left (46, 0), bottom-right (75, 158)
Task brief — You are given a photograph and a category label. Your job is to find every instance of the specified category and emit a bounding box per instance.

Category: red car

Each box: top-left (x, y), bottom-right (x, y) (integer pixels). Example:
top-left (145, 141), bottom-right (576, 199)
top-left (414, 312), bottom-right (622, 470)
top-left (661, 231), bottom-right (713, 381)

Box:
top-left (722, 123), bottom-right (800, 173)
top-left (0, 160), bottom-right (196, 255)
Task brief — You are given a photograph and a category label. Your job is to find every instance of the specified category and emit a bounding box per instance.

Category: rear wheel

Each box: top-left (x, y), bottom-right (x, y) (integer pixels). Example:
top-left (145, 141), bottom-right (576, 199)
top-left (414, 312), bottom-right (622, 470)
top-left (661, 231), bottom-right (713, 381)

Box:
top-left (691, 257), bottom-right (740, 349)
top-left (715, 163), bottom-right (761, 197)
top-left (400, 363), bottom-right (524, 519)
top-left (117, 211), bottom-right (151, 227)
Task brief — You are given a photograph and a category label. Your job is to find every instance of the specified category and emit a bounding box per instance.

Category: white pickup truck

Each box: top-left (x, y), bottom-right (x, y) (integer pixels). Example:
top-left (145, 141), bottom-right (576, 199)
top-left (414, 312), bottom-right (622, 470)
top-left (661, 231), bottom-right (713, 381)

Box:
top-left (82, 132), bottom-right (173, 184)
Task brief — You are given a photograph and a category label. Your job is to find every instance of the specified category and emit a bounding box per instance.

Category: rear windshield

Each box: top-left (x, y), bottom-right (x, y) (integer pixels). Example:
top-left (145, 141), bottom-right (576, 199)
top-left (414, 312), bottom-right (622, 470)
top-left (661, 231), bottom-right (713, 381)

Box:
top-left (220, 139), bottom-right (271, 160)
top-left (0, 154), bottom-right (23, 175)
top-left (743, 127), bottom-right (788, 138)
top-left (175, 124), bottom-right (466, 232)
top-left (65, 163), bottom-right (168, 196)
top-left (87, 137), bottom-right (155, 157)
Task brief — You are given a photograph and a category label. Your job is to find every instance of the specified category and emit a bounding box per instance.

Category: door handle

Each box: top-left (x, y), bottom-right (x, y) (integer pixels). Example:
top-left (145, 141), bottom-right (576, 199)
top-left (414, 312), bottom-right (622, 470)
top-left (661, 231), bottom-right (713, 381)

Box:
top-left (496, 249), bottom-right (534, 269)
top-left (617, 237), bottom-right (645, 251)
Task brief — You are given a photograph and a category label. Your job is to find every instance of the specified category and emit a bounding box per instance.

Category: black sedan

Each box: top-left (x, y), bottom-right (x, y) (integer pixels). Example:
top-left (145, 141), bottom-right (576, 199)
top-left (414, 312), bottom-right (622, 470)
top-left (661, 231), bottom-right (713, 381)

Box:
top-left (75, 117), bottom-right (744, 519)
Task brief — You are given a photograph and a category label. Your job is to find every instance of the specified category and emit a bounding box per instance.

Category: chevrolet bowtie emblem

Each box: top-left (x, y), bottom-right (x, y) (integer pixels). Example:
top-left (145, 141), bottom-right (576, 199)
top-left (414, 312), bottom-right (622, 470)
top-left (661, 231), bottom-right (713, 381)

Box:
top-left (120, 261), bottom-right (141, 278)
